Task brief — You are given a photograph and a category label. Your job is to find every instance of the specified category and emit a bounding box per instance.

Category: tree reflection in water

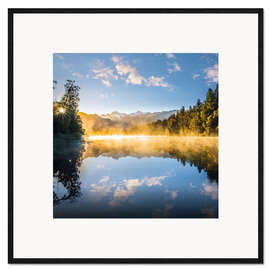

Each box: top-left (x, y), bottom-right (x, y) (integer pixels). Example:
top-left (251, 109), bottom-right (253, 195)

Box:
top-left (53, 135), bottom-right (85, 205)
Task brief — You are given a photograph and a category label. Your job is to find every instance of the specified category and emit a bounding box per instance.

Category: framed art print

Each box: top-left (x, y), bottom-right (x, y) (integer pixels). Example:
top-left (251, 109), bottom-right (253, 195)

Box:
top-left (8, 9), bottom-right (263, 263)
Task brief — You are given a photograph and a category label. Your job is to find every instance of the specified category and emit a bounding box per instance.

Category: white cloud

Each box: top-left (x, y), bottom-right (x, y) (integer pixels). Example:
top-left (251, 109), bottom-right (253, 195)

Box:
top-left (146, 76), bottom-right (169, 88)
top-left (113, 58), bottom-right (170, 88)
top-left (89, 178), bottom-right (114, 202)
top-left (166, 53), bottom-right (175, 59)
top-left (168, 62), bottom-right (182, 74)
top-left (113, 179), bottom-right (142, 200)
top-left (201, 182), bottom-right (218, 200)
top-left (72, 71), bottom-right (84, 78)
top-left (115, 62), bottom-right (133, 76)
top-left (143, 175), bottom-right (167, 186)
top-left (92, 66), bottom-right (117, 79)
top-left (109, 175), bottom-right (168, 207)
top-left (89, 184), bottom-right (112, 201)
top-left (111, 56), bottom-right (122, 63)
top-left (115, 62), bottom-right (145, 85)
top-left (192, 73), bottom-right (200, 80)
top-left (204, 64), bottom-right (218, 83)
top-left (92, 60), bottom-right (118, 87)
top-left (126, 72), bottom-right (145, 85)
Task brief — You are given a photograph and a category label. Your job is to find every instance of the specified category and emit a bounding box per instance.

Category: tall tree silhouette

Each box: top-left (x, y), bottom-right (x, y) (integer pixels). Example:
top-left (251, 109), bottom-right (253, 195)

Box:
top-left (53, 80), bottom-right (84, 137)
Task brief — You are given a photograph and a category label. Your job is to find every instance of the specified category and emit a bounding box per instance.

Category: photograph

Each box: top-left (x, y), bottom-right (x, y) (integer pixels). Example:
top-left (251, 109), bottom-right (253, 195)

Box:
top-left (8, 8), bottom-right (263, 263)
top-left (53, 53), bottom-right (219, 218)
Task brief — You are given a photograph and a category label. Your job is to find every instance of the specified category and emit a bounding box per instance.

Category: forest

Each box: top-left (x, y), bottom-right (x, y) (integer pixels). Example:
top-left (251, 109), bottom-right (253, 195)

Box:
top-left (132, 85), bottom-right (219, 136)
top-left (53, 80), bottom-right (218, 137)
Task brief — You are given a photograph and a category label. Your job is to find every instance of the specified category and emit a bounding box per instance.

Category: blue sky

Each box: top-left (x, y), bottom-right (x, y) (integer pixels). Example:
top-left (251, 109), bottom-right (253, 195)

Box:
top-left (53, 53), bottom-right (218, 114)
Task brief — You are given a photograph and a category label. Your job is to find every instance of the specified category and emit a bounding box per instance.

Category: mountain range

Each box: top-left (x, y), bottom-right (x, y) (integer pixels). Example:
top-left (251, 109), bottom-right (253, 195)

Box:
top-left (101, 110), bottom-right (177, 123)
top-left (79, 110), bottom-right (177, 135)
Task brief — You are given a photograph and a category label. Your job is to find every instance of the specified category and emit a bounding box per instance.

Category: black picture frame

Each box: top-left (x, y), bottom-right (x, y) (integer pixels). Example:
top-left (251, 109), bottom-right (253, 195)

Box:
top-left (8, 8), bottom-right (264, 264)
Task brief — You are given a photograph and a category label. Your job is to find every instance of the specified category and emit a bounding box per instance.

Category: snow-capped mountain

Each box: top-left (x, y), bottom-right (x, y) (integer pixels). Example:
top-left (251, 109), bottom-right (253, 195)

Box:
top-left (78, 110), bottom-right (177, 135)
top-left (101, 110), bottom-right (177, 123)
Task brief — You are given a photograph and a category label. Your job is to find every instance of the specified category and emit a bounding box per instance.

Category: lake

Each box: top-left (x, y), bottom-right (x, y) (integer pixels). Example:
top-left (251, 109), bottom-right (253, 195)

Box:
top-left (53, 136), bottom-right (218, 218)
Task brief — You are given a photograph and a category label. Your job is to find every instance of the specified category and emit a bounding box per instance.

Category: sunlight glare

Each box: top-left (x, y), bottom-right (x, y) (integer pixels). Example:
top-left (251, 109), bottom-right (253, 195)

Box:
top-left (59, 107), bottom-right (65, 113)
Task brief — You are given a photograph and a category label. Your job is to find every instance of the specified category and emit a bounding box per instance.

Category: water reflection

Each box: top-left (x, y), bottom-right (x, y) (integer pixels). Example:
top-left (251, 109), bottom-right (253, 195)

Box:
top-left (53, 136), bottom-right (218, 218)
top-left (83, 136), bottom-right (218, 183)
top-left (53, 136), bottom-right (85, 205)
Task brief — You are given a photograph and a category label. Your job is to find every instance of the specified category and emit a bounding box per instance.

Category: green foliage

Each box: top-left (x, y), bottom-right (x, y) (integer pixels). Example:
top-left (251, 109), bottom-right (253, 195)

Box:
top-left (149, 84), bottom-right (218, 136)
top-left (53, 80), bottom-right (84, 137)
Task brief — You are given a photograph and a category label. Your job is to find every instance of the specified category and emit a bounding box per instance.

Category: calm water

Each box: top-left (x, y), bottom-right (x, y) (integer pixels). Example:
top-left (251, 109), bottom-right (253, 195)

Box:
top-left (53, 136), bottom-right (218, 218)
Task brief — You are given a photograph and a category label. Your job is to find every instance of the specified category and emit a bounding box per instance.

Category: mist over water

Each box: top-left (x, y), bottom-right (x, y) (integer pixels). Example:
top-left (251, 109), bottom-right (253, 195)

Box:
top-left (53, 136), bottom-right (218, 218)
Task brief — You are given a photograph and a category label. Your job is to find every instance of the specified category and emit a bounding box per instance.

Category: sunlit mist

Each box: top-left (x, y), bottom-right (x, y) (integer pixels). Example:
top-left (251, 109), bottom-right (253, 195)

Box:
top-left (88, 135), bottom-right (164, 141)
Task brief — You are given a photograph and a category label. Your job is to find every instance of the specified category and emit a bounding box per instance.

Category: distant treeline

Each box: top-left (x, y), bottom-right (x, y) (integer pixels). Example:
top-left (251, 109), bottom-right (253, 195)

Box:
top-left (53, 80), bottom-right (84, 138)
top-left (128, 85), bottom-right (218, 136)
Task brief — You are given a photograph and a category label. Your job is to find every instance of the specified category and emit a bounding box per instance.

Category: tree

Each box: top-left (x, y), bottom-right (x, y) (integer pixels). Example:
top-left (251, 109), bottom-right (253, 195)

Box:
top-left (53, 80), bottom-right (84, 137)
top-left (200, 85), bottom-right (218, 135)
